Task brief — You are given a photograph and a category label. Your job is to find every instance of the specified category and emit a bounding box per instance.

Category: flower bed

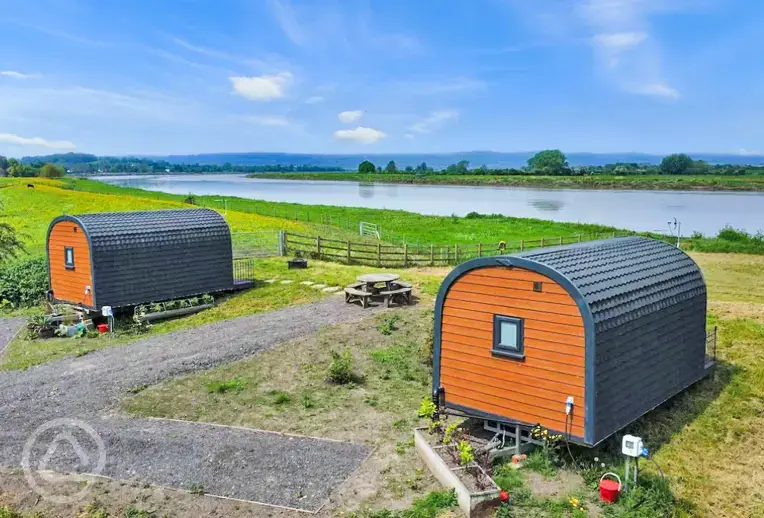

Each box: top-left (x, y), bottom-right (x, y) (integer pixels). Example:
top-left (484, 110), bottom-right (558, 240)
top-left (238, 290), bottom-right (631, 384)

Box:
top-left (413, 427), bottom-right (500, 517)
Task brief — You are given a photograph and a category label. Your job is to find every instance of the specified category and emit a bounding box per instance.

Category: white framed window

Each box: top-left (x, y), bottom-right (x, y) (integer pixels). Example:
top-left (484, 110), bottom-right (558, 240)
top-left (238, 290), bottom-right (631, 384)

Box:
top-left (64, 246), bottom-right (75, 269)
top-left (492, 315), bottom-right (524, 359)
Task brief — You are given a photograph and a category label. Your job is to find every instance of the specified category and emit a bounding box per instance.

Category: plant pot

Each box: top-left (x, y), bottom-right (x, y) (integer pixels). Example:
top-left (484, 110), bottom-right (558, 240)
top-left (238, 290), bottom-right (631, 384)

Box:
top-left (38, 327), bottom-right (56, 339)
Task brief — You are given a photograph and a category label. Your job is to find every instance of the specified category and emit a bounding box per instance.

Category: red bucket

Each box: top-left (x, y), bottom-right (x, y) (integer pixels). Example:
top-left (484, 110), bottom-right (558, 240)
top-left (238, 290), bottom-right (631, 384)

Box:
top-left (599, 473), bottom-right (621, 503)
top-left (97, 323), bottom-right (110, 334)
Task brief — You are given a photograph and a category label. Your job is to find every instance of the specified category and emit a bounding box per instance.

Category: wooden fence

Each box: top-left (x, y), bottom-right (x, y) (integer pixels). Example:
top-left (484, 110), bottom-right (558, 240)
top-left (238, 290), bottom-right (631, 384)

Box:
top-left (283, 231), bottom-right (633, 268)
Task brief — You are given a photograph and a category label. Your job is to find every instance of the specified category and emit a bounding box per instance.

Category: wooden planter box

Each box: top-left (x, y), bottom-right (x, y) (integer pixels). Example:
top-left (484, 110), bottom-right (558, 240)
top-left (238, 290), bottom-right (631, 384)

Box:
top-left (413, 428), bottom-right (500, 517)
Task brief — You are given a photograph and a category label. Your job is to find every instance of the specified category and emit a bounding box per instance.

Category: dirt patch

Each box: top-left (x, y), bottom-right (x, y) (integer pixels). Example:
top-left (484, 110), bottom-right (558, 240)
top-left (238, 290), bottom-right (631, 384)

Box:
top-left (709, 301), bottom-right (764, 322)
top-left (526, 470), bottom-right (585, 499)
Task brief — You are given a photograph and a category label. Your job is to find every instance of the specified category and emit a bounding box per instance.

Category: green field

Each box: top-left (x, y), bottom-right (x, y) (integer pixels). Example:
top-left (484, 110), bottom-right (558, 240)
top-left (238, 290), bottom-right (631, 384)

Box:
top-left (17, 177), bottom-right (621, 247)
top-left (252, 172), bottom-right (764, 191)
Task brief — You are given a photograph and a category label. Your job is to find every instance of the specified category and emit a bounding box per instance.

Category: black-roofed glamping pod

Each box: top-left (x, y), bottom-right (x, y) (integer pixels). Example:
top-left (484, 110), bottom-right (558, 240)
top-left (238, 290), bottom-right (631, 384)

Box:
top-left (432, 236), bottom-right (710, 446)
top-left (47, 209), bottom-right (235, 311)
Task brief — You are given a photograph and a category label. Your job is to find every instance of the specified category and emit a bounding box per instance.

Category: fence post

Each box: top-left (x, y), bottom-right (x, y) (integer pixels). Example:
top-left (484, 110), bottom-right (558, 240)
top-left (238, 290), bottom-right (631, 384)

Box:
top-left (559, 236), bottom-right (563, 245)
top-left (377, 243), bottom-right (381, 267)
top-left (316, 236), bottom-right (321, 258)
top-left (478, 243), bottom-right (483, 257)
top-left (541, 237), bottom-right (545, 247)
top-left (347, 240), bottom-right (351, 264)
top-left (520, 240), bottom-right (524, 251)
top-left (404, 243), bottom-right (408, 267)
top-left (430, 244), bottom-right (435, 266)
top-left (454, 244), bottom-right (459, 264)
top-left (278, 231), bottom-right (286, 256)
top-left (612, 231), bottom-right (616, 239)
top-left (578, 233), bottom-right (582, 242)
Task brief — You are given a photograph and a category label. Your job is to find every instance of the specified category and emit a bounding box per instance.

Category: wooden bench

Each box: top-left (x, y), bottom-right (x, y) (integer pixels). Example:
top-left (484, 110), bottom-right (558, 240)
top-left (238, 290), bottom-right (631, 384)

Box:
top-left (344, 287), bottom-right (373, 308)
top-left (391, 281), bottom-right (412, 289)
top-left (346, 282), bottom-right (364, 289)
top-left (379, 287), bottom-right (413, 307)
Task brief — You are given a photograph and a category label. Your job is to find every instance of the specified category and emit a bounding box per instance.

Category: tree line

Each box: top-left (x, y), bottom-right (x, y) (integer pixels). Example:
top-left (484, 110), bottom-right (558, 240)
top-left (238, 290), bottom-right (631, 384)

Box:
top-left (8, 153), bottom-right (340, 175)
top-left (358, 151), bottom-right (764, 177)
top-left (0, 156), bottom-right (65, 178)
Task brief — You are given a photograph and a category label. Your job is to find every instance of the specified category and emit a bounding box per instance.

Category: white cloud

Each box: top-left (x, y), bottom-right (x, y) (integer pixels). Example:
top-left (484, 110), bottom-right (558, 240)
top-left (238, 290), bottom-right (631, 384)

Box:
top-left (576, 0), bottom-right (683, 99)
top-left (230, 72), bottom-right (292, 101)
top-left (338, 110), bottom-right (363, 124)
top-left (409, 109), bottom-right (459, 134)
top-left (304, 96), bottom-right (325, 104)
top-left (0, 70), bottom-right (39, 79)
top-left (401, 77), bottom-right (485, 95)
top-left (629, 82), bottom-right (680, 100)
top-left (333, 126), bottom-right (386, 144)
top-left (404, 133), bottom-right (415, 139)
top-left (738, 148), bottom-right (761, 156)
top-left (239, 115), bottom-right (292, 126)
top-left (592, 32), bottom-right (647, 48)
top-left (0, 133), bottom-right (75, 149)
top-left (267, 0), bottom-right (307, 46)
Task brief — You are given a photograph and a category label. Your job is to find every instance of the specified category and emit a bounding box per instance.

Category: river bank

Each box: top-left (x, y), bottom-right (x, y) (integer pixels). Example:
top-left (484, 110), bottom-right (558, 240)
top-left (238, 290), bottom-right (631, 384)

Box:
top-left (251, 172), bottom-right (764, 192)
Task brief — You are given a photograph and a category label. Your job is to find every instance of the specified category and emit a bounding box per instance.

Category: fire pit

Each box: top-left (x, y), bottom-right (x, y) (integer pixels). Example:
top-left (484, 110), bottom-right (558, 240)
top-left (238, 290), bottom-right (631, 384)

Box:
top-left (288, 254), bottom-right (308, 269)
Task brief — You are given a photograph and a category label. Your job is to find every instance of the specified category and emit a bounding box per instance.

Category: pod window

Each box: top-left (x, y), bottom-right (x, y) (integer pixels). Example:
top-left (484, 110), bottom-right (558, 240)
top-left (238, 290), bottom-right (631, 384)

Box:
top-left (64, 247), bottom-right (75, 269)
top-left (492, 315), bottom-right (525, 360)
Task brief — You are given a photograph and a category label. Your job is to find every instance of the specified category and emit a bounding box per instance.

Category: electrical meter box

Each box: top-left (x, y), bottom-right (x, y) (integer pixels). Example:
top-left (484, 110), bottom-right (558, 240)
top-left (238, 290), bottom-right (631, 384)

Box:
top-left (622, 435), bottom-right (643, 457)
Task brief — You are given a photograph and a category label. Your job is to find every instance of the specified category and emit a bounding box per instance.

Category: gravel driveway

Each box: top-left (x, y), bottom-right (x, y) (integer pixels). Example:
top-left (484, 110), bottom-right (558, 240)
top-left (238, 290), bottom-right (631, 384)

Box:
top-left (0, 298), bottom-right (375, 512)
top-left (0, 317), bottom-right (25, 357)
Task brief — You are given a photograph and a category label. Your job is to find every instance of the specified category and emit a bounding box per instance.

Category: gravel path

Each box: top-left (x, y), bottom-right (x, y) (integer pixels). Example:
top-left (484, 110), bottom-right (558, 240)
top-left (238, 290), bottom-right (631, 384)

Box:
top-left (0, 298), bottom-right (375, 511)
top-left (0, 317), bottom-right (25, 357)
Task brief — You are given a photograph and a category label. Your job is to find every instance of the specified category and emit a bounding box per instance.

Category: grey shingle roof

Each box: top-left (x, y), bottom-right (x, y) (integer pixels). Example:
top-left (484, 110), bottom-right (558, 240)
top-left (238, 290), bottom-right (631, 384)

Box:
top-left (67, 209), bottom-right (234, 308)
top-left (73, 209), bottom-right (230, 251)
top-left (512, 236), bottom-right (706, 330)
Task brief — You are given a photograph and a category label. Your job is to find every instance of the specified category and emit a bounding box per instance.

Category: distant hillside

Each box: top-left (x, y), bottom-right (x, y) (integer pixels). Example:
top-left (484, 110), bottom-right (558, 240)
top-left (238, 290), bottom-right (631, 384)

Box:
top-left (146, 151), bottom-right (764, 169)
top-left (20, 151), bottom-right (764, 170)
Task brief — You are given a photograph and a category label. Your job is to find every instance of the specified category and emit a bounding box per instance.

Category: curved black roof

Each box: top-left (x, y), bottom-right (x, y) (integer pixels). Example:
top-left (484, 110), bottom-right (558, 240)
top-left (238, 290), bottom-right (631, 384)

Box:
top-left (48, 209), bottom-right (234, 309)
top-left (62, 209), bottom-right (230, 252)
top-left (509, 236), bottom-right (706, 331)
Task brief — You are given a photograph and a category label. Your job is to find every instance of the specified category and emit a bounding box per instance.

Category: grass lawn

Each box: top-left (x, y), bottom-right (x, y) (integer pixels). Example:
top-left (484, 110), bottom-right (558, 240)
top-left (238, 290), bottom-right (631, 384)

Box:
top-left (120, 251), bottom-right (764, 517)
top-left (36, 176), bottom-right (623, 246)
top-left (253, 172), bottom-right (764, 192)
top-left (0, 258), bottom-right (444, 371)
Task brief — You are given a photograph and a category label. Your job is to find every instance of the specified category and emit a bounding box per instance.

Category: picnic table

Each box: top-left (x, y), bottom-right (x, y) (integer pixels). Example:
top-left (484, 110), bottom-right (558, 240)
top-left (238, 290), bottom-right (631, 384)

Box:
top-left (356, 273), bottom-right (400, 293)
top-left (344, 273), bottom-right (412, 308)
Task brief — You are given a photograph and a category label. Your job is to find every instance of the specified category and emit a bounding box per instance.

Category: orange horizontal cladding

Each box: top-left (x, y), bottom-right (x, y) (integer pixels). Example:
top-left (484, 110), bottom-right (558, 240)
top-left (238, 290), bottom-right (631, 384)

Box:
top-left (48, 221), bottom-right (93, 307)
top-left (442, 307), bottom-right (584, 338)
top-left (448, 391), bottom-right (585, 437)
top-left (443, 322), bottom-right (585, 348)
top-left (443, 332), bottom-right (585, 366)
top-left (439, 265), bottom-right (587, 435)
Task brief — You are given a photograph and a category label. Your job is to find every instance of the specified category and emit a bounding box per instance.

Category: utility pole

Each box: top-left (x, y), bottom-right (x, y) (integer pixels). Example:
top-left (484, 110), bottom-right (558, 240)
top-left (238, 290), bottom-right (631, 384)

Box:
top-left (667, 217), bottom-right (681, 248)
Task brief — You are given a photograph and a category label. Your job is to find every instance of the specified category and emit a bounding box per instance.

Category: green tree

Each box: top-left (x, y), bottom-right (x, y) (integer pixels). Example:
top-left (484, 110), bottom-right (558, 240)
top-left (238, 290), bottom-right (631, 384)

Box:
top-left (527, 150), bottom-right (568, 175)
top-left (660, 153), bottom-right (694, 175)
top-left (0, 201), bottom-right (24, 263)
top-left (385, 160), bottom-right (398, 174)
top-left (0, 156), bottom-right (7, 177)
top-left (415, 162), bottom-right (429, 173)
top-left (358, 160), bottom-right (376, 174)
top-left (39, 163), bottom-right (65, 178)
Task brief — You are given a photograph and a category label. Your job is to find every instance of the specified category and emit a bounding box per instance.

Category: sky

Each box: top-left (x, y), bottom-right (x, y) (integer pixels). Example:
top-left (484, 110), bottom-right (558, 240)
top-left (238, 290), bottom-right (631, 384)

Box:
top-left (0, 0), bottom-right (762, 157)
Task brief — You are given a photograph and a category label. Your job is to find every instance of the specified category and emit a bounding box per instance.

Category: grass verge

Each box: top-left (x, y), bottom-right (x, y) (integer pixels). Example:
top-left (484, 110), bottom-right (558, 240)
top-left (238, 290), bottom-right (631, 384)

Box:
top-left (252, 172), bottom-right (764, 192)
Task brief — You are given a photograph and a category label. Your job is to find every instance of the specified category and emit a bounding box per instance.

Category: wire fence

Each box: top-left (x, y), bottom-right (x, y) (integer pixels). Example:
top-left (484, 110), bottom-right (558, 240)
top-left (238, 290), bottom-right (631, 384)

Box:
top-left (231, 231), bottom-right (283, 258)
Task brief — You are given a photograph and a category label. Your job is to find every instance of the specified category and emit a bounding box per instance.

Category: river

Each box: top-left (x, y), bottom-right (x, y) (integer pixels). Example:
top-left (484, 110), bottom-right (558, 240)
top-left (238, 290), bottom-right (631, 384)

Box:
top-left (93, 174), bottom-right (764, 236)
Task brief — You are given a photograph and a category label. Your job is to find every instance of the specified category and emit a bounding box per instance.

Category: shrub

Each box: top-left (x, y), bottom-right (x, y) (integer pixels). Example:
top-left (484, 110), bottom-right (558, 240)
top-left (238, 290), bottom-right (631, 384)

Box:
top-left (205, 378), bottom-right (244, 394)
top-left (418, 397), bottom-right (437, 419)
top-left (717, 225), bottom-right (752, 242)
top-left (0, 256), bottom-right (48, 308)
top-left (327, 349), bottom-right (358, 384)
top-left (183, 195), bottom-right (197, 205)
top-left (377, 314), bottom-right (400, 335)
